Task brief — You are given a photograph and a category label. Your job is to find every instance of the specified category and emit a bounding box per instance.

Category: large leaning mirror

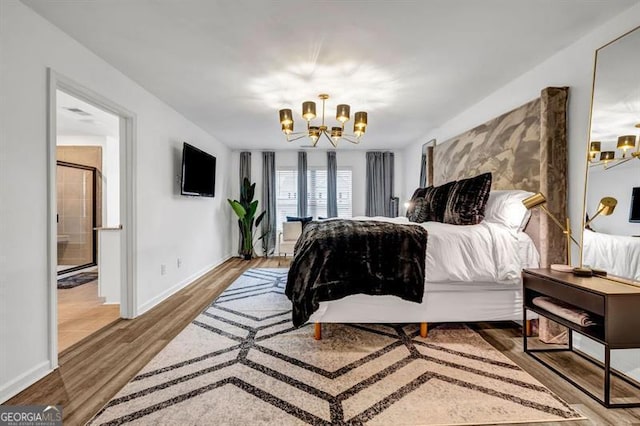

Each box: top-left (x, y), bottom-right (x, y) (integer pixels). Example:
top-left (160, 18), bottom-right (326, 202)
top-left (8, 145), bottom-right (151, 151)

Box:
top-left (582, 26), bottom-right (640, 284)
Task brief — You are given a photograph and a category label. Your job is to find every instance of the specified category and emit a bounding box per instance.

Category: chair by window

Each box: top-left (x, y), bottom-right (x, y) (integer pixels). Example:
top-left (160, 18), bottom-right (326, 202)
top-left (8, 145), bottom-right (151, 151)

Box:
top-left (278, 221), bottom-right (302, 258)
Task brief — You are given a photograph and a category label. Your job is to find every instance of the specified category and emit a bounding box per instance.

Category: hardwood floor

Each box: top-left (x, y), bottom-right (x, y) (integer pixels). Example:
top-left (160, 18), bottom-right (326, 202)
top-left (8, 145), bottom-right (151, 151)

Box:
top-left (58, 281), bottom-right (120, 352)
top-left (8, 257), bottom-right (640, 425)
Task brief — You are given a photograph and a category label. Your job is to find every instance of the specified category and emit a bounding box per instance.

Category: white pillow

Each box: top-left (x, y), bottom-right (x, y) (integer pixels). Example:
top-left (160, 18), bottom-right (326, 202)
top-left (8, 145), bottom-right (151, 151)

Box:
top-left (484, 190), bottom-right (534, 232)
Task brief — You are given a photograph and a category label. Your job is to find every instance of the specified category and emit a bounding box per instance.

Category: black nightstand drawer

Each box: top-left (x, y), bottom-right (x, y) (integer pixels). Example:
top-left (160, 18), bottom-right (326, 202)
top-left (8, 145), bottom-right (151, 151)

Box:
top-left (525, 274), bottom-right (604, 315)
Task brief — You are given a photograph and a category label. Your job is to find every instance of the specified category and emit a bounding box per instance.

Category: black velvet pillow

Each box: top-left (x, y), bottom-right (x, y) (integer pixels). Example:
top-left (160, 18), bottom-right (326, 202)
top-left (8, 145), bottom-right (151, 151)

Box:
top-left (406, 187), bottom-right (430, 218)
top-left (443, 172), bottom-right (492, 225)
top-left (423, 181), bottom-right (456, 222)
top-left (287, 216), bottom-right (313, 228)
top-left (407, 198), bottom-right (430, 223)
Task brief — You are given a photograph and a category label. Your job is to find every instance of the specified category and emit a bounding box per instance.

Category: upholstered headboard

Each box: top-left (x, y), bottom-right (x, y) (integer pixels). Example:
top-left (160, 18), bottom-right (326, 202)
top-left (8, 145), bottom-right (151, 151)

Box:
top-left (428, 87), bottom-right (569, 267)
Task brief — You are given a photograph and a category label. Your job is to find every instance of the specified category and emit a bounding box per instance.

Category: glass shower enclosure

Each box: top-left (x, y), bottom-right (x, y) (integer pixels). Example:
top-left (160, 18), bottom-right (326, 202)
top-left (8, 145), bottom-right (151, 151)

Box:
top-left (56, 161), bottom-right (97, 275)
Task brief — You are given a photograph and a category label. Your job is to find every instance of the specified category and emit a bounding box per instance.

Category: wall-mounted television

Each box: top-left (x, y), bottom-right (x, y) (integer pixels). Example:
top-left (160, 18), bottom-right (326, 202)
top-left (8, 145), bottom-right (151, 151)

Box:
top-left (181, 142), bottom-right (216, 197)
top-left (631, 187), bottom-right (640, 223)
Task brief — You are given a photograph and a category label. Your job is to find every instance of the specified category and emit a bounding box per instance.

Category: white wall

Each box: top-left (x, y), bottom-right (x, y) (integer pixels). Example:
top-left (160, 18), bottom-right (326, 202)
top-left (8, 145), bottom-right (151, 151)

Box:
top-left (586, 160), bottom-right (640, 236)
top-left (402, 5), bottom-right (640, 381)
top-left (0, 1), bottom-right (233, 402)
top-left (229, 149), bottom-right (403, 255)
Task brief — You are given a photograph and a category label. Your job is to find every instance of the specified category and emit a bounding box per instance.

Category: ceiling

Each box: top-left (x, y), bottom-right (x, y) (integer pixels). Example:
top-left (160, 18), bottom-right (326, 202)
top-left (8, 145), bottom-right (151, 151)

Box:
top-left (24, 0), bottom-right (638, 150)
top-left (57, 90), bottom-right (120, 138)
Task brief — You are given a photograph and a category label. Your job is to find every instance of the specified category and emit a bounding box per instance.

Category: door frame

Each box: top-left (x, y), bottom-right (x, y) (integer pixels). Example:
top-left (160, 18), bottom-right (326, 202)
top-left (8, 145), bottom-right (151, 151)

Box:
top-left (47, 69), bottom-right (137, 367)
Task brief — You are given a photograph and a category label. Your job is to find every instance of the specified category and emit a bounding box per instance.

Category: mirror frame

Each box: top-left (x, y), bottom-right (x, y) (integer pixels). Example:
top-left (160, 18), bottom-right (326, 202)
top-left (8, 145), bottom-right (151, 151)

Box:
top-left (420, 139), bottom-right (436, 187)
top-left (579, 25), bottom-right (640, 286)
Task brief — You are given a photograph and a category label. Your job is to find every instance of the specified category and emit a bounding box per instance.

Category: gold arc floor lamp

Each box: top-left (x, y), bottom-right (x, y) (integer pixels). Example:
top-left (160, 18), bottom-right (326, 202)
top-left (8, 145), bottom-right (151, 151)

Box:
top-left (522, 193), bottom-right (580, 273)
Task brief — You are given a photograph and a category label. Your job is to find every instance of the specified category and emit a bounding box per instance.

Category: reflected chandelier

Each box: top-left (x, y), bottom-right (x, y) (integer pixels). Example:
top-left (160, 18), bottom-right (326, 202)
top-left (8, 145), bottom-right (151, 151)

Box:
top-left (278, 94), bottom-right (368, 147)
top-left (589, 123), bottom-right (640, 170)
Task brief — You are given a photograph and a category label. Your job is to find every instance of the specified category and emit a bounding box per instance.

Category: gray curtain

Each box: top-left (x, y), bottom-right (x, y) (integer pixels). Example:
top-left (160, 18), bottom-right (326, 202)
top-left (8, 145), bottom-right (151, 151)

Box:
top-left (365, 151), bottom-right (395, 217)
top-left (238, 151), bottom-right (251, 254)
top-left (239, 151), bottom-right (251, 189)
top-left (297, 151), bottom-right (308, 217)
top-left (262, 152), bottom-right (276, 255)
top-left (327, 151), bottom-right (338, 218)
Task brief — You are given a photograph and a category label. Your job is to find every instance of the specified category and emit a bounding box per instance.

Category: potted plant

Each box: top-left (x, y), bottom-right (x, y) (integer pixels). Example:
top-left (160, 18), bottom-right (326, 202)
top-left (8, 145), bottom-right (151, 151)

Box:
top-left (228, 178), bottom-right (267, 260)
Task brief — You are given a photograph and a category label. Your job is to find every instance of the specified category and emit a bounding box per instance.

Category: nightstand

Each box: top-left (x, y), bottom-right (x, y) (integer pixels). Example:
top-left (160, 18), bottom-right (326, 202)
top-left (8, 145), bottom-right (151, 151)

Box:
top-left (523, 268), bottom-right (640, 408)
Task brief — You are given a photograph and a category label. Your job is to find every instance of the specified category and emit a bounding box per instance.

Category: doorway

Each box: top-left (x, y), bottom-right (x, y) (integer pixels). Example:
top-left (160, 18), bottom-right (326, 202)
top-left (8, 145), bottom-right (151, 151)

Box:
top-left (56, 90), bottom-right (121, 352)
top-left (48, 70), bottom-right (136, 363)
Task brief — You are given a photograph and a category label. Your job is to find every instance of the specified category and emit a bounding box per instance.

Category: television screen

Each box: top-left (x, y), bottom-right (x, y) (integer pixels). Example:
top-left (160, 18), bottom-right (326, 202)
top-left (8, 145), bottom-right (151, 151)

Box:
top-left (631, 187), bottom-right (640, 223)
top-left (181, 142), bottom-right (216, 197)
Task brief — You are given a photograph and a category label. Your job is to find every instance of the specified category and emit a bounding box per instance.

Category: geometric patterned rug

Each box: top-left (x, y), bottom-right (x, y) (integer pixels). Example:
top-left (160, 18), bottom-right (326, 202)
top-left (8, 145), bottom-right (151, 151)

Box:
top-left (90, 269), bottom-right (584, 425)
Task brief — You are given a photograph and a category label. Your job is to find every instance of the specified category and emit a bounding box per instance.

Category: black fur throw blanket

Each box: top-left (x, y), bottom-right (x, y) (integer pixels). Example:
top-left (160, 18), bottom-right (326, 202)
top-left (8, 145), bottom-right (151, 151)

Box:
top-left (285, 219), bottom-right (429, 327)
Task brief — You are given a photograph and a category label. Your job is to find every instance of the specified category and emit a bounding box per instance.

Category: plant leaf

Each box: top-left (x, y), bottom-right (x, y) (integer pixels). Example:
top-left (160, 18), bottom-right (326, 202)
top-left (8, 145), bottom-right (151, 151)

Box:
top-left (247, 200), bottom-right (258, 219)
top-left (247, 182), bottom-right (255, 202)
top-left (228, 199), bottom-right (246, 219)
top-left (255, 210), bottom-right (266, 227)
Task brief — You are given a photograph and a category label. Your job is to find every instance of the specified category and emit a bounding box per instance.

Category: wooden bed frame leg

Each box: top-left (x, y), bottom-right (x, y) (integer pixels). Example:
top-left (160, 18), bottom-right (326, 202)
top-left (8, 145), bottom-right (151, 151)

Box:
top-left (525, 319), bottom-right (532, 337)
top-left (420, 322), bottom-right (428, 338)
top-left (314, 323), bottom-right (322, 340)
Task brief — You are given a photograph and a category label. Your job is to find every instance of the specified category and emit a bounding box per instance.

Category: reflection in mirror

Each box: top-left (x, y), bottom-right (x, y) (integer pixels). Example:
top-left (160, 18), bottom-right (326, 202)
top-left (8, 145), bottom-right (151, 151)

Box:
top-left (583, 26), bottom-right (640, 283)
top-left (419, 139), bottom-right (436, 187)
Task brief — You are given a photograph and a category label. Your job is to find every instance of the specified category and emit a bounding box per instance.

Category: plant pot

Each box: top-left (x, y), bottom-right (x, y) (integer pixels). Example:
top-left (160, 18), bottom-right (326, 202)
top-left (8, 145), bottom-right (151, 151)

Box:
top-left (242, 253), bottom-right (252, 261)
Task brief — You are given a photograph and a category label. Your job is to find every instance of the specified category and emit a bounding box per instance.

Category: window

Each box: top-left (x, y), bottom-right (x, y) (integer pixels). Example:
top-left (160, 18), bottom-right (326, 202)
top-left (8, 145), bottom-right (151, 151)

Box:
top-left (275, 168), bottom-right (352, 231)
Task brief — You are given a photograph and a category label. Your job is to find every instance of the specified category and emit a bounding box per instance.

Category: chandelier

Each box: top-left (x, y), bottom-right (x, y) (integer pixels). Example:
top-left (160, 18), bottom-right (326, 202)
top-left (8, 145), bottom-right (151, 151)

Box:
top-left (589, 123), bottom-right (640, 170)
top-left (278, 94), bottom-right (368, 147)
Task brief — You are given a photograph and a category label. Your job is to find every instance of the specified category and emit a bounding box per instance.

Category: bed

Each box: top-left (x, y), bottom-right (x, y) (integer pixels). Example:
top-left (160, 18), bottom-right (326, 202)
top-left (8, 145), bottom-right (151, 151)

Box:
top-left (583, 229), bottom-right (640, 282)
top-left (288, 87), bottom-right (570, 338)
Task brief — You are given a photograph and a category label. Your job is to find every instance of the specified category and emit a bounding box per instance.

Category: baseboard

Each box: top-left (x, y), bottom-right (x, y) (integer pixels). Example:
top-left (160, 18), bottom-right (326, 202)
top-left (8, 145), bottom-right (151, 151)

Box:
top-left (0, 361), bottom-right (51, 403)
top-left (136, 253), bottom-right (233, 316)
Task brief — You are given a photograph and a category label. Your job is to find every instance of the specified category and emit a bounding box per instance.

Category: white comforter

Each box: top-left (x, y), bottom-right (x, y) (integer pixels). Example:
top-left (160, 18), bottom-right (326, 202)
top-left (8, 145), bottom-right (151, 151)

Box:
top-left (351, 216), bottom-right (539, 284)
top-left (583, 229), bottom-right (640, 281)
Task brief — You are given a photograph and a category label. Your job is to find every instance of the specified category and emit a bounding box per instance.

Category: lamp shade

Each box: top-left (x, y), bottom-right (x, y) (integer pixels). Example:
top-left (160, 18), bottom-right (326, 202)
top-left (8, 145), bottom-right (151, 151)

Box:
top-left (522, 192), bottom-right (546, 210)
top-left (330, 126), bottom-right (342, 142)
top-left (354, 111), bottom-right (368, 129)
top-left (302, 101), bottom-right (316, 121)
top-left (597, 197), bottom-right (617, 216)
top-left (600, 151), bottom-right (615, 161)
top-left (617, 135), bottom-right (636, 151)
top-left (336, 104), bottom-right (350, 123)
top-left (279, 109), bottom-right (293, 125)
top-left (308, 126), bottom-right (320, 142)
top-left (282, 122), bottom-right (293, 134)
top-left (589, 141), bottom-right (601, 153)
